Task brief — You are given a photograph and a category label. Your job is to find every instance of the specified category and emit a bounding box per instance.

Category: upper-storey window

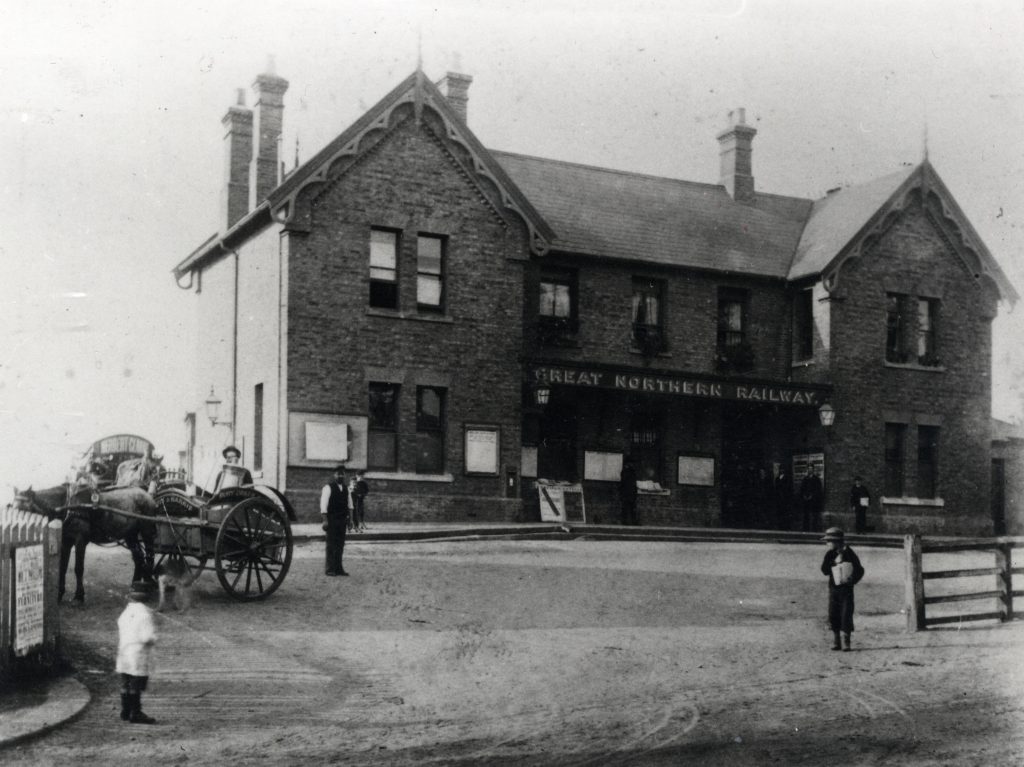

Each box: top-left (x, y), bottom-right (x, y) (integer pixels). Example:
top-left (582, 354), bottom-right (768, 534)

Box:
top-left (717, 288), bottom-right (752, 372)
top-left (417, 234), bottom-right (445, 311)
top-left (369, 229), bottom-right (399, 309)
top-left (916, 298), bottom-right (939, 366)
top-left (885, 293), bottom-right (908, 363)
top-left (793, 288), bottom-right (814, 361)
top-left (538, 268), bottom-right (577, 343)
top-left (632, 277), bottom-right (665, 355)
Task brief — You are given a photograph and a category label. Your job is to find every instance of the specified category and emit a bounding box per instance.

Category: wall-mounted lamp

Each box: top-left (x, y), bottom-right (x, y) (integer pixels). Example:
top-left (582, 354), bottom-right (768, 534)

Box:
top-left (204, 387), bottom-right (233, 427)
top-left (534, 384), bottom-right (551, 407)
top-left (818, 402), bottom-right (836, 428)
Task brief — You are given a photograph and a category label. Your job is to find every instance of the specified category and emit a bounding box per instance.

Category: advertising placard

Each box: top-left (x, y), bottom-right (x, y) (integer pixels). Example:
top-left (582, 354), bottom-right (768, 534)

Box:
top-left (14, 544), bottom-right (45, 656)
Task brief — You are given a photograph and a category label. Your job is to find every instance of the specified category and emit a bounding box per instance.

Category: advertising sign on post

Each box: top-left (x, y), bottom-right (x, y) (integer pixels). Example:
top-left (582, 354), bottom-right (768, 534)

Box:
top-left (14, 544), bottom-right (45, 656)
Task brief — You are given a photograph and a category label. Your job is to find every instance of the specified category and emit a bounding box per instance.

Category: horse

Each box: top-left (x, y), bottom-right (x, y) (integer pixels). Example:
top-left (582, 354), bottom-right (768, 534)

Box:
top-left (14, 483), bottom-right (158, 603)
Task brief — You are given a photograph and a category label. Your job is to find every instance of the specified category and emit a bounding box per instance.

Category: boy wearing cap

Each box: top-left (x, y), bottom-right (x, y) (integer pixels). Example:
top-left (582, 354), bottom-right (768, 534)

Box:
top-left (116, 585), bottom-right (158, 724)
top-left (820, 527), bottom-right (865, 651)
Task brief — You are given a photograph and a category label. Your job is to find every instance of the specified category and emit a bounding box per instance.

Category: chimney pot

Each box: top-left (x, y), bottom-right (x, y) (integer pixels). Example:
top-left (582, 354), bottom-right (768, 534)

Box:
top-left (436, 71), bottom-right (472, 123)
top-left (250, 69), bottom-right (289, 208)
top-left (221, 96), bottom-right (253, 231)
top-left (717, 107), bottom-right (757, 203)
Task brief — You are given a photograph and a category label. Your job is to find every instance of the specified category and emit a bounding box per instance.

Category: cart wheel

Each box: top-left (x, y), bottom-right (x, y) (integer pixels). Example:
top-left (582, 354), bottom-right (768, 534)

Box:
top-left (214, 497), bottom-right (293, 601)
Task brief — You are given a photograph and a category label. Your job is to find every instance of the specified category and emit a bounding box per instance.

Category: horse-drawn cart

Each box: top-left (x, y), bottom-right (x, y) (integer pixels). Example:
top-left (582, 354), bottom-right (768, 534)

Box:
top-left (147, 485), bottom-right (295, 601)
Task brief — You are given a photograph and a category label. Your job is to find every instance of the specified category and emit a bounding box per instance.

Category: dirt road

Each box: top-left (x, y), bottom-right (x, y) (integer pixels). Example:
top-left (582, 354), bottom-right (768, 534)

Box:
top-left (3, 539), bottom-right (1022, 765)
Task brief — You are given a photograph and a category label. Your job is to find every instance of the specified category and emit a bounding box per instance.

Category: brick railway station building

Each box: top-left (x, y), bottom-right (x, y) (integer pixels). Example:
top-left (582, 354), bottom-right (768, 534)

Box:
top-left (174, 66), bottom-right (1020, 536)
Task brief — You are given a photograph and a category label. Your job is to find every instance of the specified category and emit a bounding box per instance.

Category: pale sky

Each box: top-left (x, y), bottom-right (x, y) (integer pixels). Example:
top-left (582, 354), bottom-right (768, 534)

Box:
top-left (3, 0), bottom-right (1023, 488)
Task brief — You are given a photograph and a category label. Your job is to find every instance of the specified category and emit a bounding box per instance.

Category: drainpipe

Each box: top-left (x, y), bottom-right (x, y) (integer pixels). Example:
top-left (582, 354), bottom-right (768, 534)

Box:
top-left (218, 242), bottom-right (240, 446)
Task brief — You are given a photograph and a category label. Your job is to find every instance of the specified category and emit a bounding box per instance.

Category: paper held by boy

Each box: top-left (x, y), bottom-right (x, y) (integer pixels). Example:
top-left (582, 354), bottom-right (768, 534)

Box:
top-left (832, 561), bottom-right (855, 585)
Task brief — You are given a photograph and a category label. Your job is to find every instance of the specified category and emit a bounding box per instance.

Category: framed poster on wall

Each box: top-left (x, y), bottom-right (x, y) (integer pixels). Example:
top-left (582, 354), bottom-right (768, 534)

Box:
top-left (677, 454), bottom-right (716, 486)
top-left (465, 426), bottom-right (500, 475)
top-left (584, 450), bottom-right (623, 481)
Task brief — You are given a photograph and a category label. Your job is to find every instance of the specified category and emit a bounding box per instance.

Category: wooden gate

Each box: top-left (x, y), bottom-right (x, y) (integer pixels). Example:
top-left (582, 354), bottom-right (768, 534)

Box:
top-left (904, 534), bottom-right (1024, 631)
top-left (1, 506), bottom-right (61, 679)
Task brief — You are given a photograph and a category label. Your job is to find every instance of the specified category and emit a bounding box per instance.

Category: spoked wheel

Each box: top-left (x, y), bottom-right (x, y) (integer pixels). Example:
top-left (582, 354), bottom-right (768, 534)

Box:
top-left (214, 497), bottom-right (293, 601)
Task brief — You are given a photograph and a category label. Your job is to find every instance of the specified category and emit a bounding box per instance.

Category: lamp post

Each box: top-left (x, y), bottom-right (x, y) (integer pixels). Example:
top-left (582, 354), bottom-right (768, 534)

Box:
top-left (204, 387), bottom-right (233, 428)
top-left (816, 401), bottom-right (835, 530)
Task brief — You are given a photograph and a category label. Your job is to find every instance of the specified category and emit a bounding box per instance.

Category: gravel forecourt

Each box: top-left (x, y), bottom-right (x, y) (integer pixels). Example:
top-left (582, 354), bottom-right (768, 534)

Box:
top-left (3, 538), bottom-right (1023, 765)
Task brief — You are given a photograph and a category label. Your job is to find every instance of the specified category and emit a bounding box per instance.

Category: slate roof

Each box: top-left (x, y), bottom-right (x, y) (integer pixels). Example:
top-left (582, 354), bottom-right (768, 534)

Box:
top-left (788, 166), bottom-right (917, 281)
top-left (176, 69), bottom-right (1015, 303)
top-left (493, 151), bottom-right (812, 279)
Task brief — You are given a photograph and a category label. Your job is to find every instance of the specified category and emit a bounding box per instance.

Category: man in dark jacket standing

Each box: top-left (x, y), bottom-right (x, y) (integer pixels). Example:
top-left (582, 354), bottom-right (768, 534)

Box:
top-left (800, 464), bottom-right (824, 532)
top-left (850, 476), bottom-right (871, 533)
top-left (319, 465), bottom-right (350, 576)
top-left (619, 459), bottom-right (638, 526)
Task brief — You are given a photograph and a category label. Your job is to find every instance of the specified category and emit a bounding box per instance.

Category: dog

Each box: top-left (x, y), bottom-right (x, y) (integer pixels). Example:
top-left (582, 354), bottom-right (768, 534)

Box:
top-left (153, 557), bottom-right (199, 612)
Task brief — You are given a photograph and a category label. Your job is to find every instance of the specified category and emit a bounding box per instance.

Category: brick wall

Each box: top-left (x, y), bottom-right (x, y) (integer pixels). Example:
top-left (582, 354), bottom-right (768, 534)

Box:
top-left (826, 193), bottom-right (999, 534)
top-left (282, 109), bottom-right (529, 520)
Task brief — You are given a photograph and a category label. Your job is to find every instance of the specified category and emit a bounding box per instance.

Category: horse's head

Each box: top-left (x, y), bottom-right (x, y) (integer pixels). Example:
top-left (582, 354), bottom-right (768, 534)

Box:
top-left (12, 486), bottom-right (37, 513)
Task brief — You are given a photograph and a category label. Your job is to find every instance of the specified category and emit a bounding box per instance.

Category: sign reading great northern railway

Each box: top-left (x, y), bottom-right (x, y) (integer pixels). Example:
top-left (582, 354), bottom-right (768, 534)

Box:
top-left (531, 365), bottom-right (828, 406)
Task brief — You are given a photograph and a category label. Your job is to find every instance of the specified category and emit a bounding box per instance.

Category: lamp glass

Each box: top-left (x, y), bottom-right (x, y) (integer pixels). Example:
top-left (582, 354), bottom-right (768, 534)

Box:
top-left (204, 389), bottom-right (222, 425)
top-left (535, 386), bottom-right (551, 406)
top-left (818, 402), bottom-right (836, 427)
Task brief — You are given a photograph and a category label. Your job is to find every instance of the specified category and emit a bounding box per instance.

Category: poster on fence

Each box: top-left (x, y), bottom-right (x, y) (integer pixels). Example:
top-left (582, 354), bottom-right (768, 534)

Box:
top-left (14, 544), bottom-right (45, 655)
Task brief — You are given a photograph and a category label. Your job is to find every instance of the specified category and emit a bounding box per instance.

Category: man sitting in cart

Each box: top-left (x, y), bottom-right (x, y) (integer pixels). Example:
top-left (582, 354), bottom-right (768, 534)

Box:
top-left (213, 445), bottom-right (253, 493)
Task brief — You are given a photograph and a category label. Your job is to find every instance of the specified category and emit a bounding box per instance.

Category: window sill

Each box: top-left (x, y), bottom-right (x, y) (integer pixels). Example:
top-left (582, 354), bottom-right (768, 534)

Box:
top-left (364, 471), bottom-right (454, 483)
top-left (791, 358), bottom-right (815, 369)
top-left (628, 348), bottom-right (670, 358)
top-left (884, 361), bottom-right (945, 372)
top-left (880, 496), bottom-right (945, 507)
top-left (638, 488), bottom-right (671, 497)
top-left (366, 308), bottom-right (454, 324)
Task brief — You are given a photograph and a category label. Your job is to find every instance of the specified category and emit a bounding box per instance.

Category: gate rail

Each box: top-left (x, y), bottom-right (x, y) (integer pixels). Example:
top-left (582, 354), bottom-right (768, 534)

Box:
top-left (904, 534), bottom-right (1024, 631)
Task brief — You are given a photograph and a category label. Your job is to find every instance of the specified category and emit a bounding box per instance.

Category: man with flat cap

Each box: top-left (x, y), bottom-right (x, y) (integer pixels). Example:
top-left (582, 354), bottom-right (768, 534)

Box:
top-left (319, 464), bottom-right (350, 576)
top-left (213, 445), bottom-right (253, 492)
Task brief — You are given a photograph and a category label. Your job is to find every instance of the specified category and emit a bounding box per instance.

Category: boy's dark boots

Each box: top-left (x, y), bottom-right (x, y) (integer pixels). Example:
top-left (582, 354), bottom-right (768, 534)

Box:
top-left (842, 633), bottom-right (852, 652)
top-left (119, 693), bottom-right (131, 721)
top-left (831, 631), bottom-right (841, 651)
top-left (129, 693), bottom-right (157, 724)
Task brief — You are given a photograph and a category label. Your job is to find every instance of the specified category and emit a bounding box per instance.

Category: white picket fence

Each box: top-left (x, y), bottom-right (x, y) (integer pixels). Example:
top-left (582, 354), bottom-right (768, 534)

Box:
top-left (0, 505), bottom-right (61, 678)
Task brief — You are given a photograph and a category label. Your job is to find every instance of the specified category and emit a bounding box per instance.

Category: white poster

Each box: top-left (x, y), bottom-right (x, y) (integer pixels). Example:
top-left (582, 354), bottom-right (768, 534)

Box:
top-left (677, 455), bottom-right (716, 486)
top-left (465, 428), bottom-right (499, 474)
top-left (584, 451), bottom-right (623, 481)
top-left (305, 422), bottom-right (349, 461)
top-left (15, 544), bottom-right (45, 655)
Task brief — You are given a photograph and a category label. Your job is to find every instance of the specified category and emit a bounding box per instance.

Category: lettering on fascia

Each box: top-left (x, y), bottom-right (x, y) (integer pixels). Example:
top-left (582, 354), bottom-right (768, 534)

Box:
top-left (736, 386), bottom-right (818, 405)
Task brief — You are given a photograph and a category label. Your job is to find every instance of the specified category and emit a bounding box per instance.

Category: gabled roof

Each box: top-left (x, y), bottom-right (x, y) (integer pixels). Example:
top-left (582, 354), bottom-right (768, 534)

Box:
top-left (269, 69), bottom-right (554, 250)
top-left (176, 71), bottom-right (1017, 305)
top-left (791, 161), bottom-right (1018, 301)
top-left (493, 151), bottom-right (812, 278)
top-left (789, 167), bottom-right (916, 282)
top-left (175, 70), bottom-right (554, 278)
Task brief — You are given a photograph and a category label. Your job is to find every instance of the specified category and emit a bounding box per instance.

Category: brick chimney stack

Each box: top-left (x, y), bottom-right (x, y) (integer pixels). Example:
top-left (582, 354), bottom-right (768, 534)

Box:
top-left (221, 89), bottom-right (253, 232)
top-left (717, 108), bottom-right (757, 203)
top-left (436, 72), bottom-right (473, 123)
top-left (249, 63), bottom-right (289, 209)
